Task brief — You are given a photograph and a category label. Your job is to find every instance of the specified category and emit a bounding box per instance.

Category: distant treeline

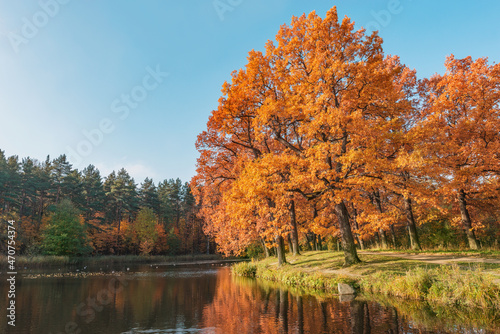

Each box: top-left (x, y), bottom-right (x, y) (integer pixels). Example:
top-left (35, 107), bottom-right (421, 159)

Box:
top-left (0, 150), bottom-right (210, 256)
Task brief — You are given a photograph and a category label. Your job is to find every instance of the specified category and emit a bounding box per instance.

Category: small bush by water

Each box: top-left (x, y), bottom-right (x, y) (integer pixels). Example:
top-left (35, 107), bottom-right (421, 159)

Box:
top-left (231, 261), bottom-right (257, 277)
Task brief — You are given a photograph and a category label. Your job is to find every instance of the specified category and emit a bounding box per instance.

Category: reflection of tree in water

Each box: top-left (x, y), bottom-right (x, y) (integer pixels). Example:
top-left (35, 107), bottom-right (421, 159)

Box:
top-left (349, 300), bottom-right (372, 334)
top-left (5, 268), bottom-right (496, 333)
top-left (229, 273), bottom-right (498, 334)
top-left (279, 288), bottom-right (288, 333)
top-left (370, 294), bottom-right (500, 333)
top-left (297, 295), bottom-right (304, 334)
top-left (386, 307), bottom-right (399, 334)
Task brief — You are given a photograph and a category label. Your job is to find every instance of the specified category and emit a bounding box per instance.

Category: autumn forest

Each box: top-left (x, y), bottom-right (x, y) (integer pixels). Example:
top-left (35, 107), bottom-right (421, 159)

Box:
top-left (191, 8), bottom-right (500, 265)
top-left (0, 152), bottom-right (207, 256)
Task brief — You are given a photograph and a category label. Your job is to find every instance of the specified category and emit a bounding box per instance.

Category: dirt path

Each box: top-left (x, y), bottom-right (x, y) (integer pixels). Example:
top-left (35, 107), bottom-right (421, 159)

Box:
top-left (358, 251), bottom-right (500, 265)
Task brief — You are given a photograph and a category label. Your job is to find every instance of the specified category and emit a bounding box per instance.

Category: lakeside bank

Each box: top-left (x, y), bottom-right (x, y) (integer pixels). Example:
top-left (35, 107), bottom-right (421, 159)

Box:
top-left (232, 250), bottom-right (500, 311)
top-left (0, 253), bottom-right (238, 269)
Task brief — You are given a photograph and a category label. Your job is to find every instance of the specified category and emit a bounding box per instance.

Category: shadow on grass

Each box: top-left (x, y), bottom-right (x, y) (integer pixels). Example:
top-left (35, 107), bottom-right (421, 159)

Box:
top-left (352, 257), bottom-right (441, 275)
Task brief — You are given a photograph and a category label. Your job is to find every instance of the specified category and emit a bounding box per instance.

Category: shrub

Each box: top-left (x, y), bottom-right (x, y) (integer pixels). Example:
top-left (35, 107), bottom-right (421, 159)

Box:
top-left (232, 262), bottom-right (257, 277)
top-left (41, 199), bottom-right (92, 256)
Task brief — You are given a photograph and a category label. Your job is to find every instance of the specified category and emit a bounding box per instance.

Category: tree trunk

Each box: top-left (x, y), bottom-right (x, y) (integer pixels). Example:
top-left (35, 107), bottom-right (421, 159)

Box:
top-left (312, 233), bottom-right (317, 251)
top-left (404, 197), bottom-right (421, 250)
top-left (357, 237), bottom-right (365, 250)
top-left (289, 200), bottom-right (300, 255)
top-left (390, 224), bottom-right (397, 249)
top-left (275, 235), bottom-right (287, 266)
top-left (458, 189), bottom-right (480, 250)
top-left (287, 233), bottom-right (293, 254)
top-left (334, 201), bottom-right (361, 266)
top-left (379, 229), bottom-right (389, 249)
top-left (304, 233), bottom-right (312, 250)
top-left (351, 208), bottom-right (364, 250)
top-left (261, 238), bottom-right (270, 258)
top-left (317, 235), bottom-right (323, 251)
top-left (372, 191), bottom-right (388, 249)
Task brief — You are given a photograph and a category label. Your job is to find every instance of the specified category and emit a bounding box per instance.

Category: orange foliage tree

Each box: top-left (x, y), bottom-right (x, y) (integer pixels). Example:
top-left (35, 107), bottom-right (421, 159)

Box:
top-left (193, 7), bottom-right (424, 265)
top-left (420, 55), bottom-right (500, 249)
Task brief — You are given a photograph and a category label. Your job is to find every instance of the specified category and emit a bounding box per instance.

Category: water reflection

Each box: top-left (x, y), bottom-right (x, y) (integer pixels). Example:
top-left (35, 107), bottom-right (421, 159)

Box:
top-left (0, 265), bottom-right (498, 333)
top-left (1, 266), bottom-right (219, 334)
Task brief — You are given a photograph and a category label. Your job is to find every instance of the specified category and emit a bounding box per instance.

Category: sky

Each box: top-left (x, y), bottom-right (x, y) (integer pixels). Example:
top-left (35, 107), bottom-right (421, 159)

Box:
top-left (0, 0), bottom-right (499, 185)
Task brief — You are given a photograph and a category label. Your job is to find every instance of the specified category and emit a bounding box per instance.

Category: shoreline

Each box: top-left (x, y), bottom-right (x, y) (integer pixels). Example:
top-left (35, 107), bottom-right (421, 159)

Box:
top-left (0, 254), bottom-right (241, 269)
top-left (232, 250), bottom-right (500, 310)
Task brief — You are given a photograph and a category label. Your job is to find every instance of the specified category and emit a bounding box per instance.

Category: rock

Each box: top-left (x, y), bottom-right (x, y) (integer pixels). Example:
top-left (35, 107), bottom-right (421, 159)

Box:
top-left (339, 294), bottom-right (355, 302)
top-left (338, 283), bottom-right (356, 295)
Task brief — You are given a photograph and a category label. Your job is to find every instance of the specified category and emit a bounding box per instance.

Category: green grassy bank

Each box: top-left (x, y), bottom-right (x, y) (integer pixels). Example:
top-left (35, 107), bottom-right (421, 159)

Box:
top-left (232, 251), bottom-right (500, 311)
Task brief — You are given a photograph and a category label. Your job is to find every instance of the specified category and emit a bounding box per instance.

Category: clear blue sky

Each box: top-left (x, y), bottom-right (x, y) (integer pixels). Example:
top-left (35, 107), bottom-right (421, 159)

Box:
top-left (1, 0), bottom-right (499, 185)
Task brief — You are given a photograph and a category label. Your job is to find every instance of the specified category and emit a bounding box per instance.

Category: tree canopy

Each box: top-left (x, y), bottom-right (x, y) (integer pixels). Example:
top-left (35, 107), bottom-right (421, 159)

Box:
top-left (192, 7), bottom-right (500, 264)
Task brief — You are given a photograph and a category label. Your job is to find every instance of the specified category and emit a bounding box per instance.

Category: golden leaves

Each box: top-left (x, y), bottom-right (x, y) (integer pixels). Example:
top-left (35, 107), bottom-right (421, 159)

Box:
top-left (193, 5), bottom-right (500, 254)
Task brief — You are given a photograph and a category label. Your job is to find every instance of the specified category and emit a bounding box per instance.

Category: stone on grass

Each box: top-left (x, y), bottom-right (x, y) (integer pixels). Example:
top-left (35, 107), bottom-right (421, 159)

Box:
top-left (338, 283), bottom-right (356, 295)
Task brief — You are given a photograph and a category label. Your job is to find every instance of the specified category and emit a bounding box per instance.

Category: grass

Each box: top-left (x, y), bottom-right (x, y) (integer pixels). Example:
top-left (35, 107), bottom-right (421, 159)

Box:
top-left (362, 264), bottom-right (500, 309)
top-left (233, 260), bottom-right (357, 291)
top-left (362, 266), bottom-right (434, 300)
top-left (232, 250), bottom-right (500, 312)
top-left (0, 254), bottom-right (227, 269)
top-left (232, 261), bottom-right (257, 277)
top-left (255, 250), bottom-right (444, 277)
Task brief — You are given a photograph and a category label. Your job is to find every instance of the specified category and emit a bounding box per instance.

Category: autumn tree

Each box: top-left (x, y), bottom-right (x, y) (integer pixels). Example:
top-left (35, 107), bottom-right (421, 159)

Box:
top-left (191, 51), bottom-right (273, 256)
top-left (420, 55), bottom-right (500, 249)
top-left (134, 207), bottom-right (159, 255)
top-left (192, 7), bottom-right (425, 265)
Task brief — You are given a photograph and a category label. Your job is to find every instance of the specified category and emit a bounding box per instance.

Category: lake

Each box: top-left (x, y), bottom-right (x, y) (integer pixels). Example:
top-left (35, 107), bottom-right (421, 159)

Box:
top-left (1, 263), bottom-right (498, 333)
